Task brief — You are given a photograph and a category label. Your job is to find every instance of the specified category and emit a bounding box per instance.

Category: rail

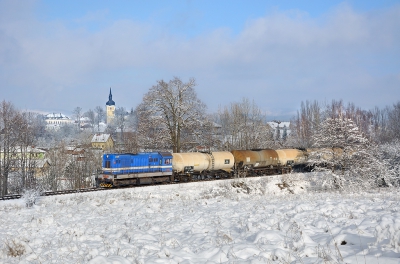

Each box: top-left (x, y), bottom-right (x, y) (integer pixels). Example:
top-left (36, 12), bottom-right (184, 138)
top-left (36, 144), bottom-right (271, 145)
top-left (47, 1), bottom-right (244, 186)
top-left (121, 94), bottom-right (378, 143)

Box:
top-left (0, 187), bottom-right (106, 201)
top-left (0, 194), bottom-right (22, 200)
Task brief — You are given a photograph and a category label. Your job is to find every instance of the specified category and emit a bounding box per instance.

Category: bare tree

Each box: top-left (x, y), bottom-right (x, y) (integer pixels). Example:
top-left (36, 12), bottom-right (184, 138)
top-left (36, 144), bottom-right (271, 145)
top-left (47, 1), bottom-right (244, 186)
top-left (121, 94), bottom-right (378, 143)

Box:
top-left (134, 107), bottom-right (169, 151)
top-left (63, 148), bottom-right (100, 190)
top-left (73, 107), bottom-right (83, 132)
top-left (282, 125), bottom-right (288, 141)
top-left (217, 98), bottom-right (273, 150)
top-left (84, 109), bottom-right (96, 132)
top-left (94, 106), bottom-right (105, 132)
top-left (135, 77), bottom-right (206, 153)
top-left (0, 101), bottom-right (24, 196)
top-left (196, 116), bottom-right (223, 151)
top-left (369, 106), bottom-right (390, 143)
top-left (290, 100), bottom-right (322, 148)
top-left (388, 101), bottom-right (400, 141)
top-left (40, 144), bottom-right (67, 191)
top-left (124, 132), bottom-right (139, 153)
top-left (114, 107), bottom-right (127, 147)
top-left (14, 111), bottom-right (40, 192)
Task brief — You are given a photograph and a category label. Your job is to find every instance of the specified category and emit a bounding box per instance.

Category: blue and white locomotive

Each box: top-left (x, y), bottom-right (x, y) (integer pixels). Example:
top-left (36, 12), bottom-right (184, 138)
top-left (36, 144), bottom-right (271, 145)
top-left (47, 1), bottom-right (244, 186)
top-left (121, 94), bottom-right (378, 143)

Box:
top-left (97, 152), bottom-right (173, 187)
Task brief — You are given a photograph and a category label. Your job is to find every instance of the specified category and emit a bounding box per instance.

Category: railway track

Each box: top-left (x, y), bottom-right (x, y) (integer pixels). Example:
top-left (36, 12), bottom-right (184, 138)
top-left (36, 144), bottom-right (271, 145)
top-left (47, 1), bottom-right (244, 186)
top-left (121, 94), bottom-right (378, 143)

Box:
top-left (0, 194), bottom-right (22, 200)
top-left (0, 187), bottom-right (106, 201)
top-left (0, 172), bottom-right (292, 202)
top-left (0, 182), bottom-right (178, 201)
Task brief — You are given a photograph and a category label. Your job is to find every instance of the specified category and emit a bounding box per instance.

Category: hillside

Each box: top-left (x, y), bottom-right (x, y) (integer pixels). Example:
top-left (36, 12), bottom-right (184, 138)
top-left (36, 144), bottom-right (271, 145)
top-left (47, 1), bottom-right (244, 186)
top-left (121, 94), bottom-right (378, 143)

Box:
top-left (1, 173), bottom-right (400, 263)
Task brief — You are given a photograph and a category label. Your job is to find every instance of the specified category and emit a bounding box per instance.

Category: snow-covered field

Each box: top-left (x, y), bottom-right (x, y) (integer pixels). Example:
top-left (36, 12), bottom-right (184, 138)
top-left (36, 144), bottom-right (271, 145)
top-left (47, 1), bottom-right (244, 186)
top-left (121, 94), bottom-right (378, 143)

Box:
top-left (1, 173), bottom-right (400, 263)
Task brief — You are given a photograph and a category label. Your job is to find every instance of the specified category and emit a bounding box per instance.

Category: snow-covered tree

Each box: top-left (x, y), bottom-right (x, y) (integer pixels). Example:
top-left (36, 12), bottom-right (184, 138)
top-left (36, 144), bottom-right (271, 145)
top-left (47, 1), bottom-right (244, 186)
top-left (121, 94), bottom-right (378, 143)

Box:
top-left (387, 102), bottom-right (400, 140)
top-left (72, 106), bottom-right (83, 132)
top-left (373, 140), bottom-right (400, 187)
top-left (290, 100), bottom-right (322, 148)
top-left (84, 109), bottom-right (96, 132)
top-left (63, 149), bottom-right (99, 190)
top-left (309, 117), bottom-right (376, 189)
top-left (135, 77), bottom-right (206, 153)
top-left (0, 101), bottom-right (24, 196)
top-left (282, 125), bottom-right (288, 141)
top-left (40, 142), bottom-right (68, 191)
top-left (94, 106), bottom-right (105, 132)
top-left (216, 98), bottom-right (274, 150)
top-left (114, 107), bottom-right (127, 144)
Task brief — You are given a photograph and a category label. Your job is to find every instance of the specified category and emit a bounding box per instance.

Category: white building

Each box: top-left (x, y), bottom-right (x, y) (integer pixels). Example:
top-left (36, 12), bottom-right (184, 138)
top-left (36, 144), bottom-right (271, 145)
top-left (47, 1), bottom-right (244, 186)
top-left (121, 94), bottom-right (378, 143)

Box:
top-left (268, 121), bottom-right (291, 139)
top-left (44, 113), bottom-right (74, 130)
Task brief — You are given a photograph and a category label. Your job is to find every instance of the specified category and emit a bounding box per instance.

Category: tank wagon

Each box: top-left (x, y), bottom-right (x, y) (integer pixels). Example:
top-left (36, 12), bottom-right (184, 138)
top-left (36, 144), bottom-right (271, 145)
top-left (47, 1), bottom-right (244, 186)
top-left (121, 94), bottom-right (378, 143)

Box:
top-left (172, 151), bottom-right (234, 181)
top-left (231, 149), bottom-right (281, 176)
top-left (276, 149), bottom-right (309, 172)
top-left (97, 152), bottom-right (173, 187)
top-left (231, 148), bottom-right (309, 176)
top-left (276, 149), bottom-right (307, 167)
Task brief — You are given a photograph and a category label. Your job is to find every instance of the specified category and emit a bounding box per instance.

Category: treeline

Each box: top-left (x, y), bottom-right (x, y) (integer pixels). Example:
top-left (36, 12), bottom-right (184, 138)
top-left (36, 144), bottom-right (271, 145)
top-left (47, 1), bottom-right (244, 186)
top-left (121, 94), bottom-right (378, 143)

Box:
top-left (290, 99), bottom-right (400, 147)
top-left (289, 100), bottom-right (400, 189)
top-left (1, 77), bottom-right (400, 195)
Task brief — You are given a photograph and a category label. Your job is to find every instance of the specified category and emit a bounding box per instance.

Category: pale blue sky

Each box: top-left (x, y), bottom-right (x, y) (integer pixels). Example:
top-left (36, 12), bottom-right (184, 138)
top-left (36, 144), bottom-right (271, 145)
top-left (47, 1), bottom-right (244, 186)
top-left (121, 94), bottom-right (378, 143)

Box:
top-left (1, 0), bottom-right (399, 119)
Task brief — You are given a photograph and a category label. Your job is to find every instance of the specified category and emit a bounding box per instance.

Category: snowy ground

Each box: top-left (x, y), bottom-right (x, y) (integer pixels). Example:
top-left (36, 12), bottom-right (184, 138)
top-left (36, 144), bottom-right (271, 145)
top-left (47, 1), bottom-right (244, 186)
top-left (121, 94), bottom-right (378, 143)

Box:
top-left (1, 173), bottom-right (400, 263)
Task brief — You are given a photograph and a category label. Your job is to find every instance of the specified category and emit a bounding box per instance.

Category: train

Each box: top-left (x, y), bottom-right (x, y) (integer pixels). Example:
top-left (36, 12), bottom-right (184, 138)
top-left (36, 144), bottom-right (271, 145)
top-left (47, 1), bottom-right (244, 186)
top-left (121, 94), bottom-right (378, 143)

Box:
top-left (96, 148), bottom-right (309, 188)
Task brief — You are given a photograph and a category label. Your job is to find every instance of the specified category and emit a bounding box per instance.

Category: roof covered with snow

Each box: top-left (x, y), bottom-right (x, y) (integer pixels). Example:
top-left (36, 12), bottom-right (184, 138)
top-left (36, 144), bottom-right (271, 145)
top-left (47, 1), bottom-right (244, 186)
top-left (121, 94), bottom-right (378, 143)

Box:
top-left (45, 113), bottom-right (71, 120)
top-left (267, 121), bottom-right (290, 129)
top-left (91, 134), bottom-right (112, 143)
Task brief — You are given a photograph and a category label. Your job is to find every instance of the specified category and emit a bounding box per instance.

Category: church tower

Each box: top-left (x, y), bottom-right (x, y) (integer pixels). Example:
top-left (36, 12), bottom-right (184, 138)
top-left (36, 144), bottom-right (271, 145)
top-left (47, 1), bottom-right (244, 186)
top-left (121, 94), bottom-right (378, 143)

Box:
top-left (106, 88), bottom-right (115, 124)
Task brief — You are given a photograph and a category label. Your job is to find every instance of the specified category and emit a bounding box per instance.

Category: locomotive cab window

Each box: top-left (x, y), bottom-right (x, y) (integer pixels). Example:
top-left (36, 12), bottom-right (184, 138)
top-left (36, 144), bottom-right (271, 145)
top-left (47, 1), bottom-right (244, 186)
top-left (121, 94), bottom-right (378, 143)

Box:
top-left (224, 159), bottom-right (230, 164)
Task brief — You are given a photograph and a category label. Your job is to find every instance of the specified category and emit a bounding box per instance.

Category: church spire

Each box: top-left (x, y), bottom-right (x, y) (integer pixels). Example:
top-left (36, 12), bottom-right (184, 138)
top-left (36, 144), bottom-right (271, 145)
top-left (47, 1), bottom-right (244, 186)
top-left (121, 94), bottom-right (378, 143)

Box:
top-left (106, 87), bottom-right (115, 106)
